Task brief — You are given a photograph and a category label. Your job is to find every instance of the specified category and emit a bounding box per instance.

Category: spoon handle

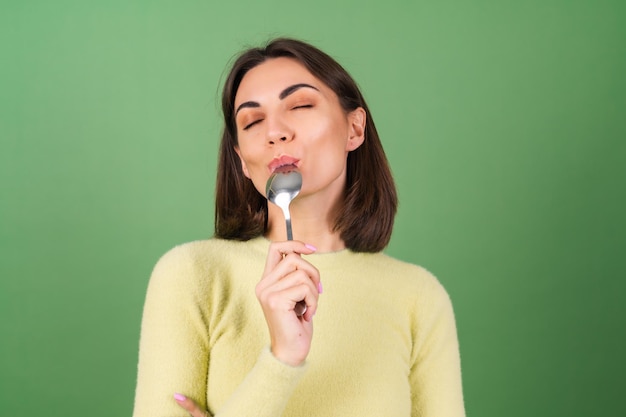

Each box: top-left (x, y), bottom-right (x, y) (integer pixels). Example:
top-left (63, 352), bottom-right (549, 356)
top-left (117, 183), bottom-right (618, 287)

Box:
top-left (285, 217), bottom-right (306, 315)
top-left (285, 218), bottom-right (293, 241)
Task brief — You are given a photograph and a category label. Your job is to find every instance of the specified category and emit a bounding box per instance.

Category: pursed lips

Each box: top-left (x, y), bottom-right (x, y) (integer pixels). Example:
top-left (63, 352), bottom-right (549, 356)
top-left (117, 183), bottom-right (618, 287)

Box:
top-left (268, 155), bottom-right (300, 173)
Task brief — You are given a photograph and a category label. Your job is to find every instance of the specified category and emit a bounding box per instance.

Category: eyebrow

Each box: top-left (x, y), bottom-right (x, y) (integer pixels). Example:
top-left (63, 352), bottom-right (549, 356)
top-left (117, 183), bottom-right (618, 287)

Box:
top-left (279, 83), bottom-right (318, 99)
top-left (235, 83), bottom-right (319, 116)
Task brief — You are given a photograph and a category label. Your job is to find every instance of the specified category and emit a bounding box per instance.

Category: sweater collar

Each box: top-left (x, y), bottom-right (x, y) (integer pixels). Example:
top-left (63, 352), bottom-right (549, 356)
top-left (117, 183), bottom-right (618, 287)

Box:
top-left (247, 236), bottom-right (377, 271)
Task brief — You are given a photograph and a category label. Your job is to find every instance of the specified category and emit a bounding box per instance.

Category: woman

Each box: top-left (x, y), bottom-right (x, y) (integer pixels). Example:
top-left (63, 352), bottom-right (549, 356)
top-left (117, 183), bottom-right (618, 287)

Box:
top-left (133, 38), bottom-right (465, 417)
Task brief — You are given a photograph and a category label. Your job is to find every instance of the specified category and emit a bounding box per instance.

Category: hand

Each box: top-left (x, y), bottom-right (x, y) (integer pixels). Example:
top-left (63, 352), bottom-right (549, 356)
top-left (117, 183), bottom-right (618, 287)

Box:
top-left (255, 240), bottom-right (321, 367)
top-left (174, 393), bottom-right (209, 417)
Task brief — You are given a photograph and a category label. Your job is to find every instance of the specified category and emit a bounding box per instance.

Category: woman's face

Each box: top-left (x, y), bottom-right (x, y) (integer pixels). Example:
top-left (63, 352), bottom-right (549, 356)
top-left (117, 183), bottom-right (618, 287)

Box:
top-left (233, 57), bottom-right (365, 203)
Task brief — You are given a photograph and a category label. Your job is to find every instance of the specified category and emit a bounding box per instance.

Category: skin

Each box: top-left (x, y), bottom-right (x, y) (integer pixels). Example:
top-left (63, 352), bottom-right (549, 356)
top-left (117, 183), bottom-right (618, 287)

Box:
top-left (176, 57), bottom-right (366, 415)
top-left (234, 57), bottom-right (366, 251)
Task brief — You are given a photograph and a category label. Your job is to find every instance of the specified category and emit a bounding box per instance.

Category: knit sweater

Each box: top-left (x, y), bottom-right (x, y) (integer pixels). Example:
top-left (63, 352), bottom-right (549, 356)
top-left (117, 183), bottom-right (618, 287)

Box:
top-left (132, 237), bottom-right (465, 416)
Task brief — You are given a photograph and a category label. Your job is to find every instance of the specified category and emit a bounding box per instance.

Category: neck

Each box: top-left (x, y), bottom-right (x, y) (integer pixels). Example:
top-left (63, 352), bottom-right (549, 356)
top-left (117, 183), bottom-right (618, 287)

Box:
top-left (266, 194), bottom-right (345, 253)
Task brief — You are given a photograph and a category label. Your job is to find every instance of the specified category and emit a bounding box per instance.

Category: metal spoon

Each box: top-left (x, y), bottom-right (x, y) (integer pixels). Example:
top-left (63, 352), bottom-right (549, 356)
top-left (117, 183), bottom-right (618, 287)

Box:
top-left (265, 170), bottom-right (302, 240)
top-left (265, 170), bottom-right (307, 316)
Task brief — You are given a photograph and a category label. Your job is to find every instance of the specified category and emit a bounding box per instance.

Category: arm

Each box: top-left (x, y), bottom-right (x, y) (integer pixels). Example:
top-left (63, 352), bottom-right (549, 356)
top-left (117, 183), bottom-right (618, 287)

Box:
top-left (132, 241), bottom-right (320, 417)
top-left (132, 245), bottom-right (211, 417)
top-left (410, 280), bottom-right (465, 417)
top-left (175, 347), bottom-right (306, 417)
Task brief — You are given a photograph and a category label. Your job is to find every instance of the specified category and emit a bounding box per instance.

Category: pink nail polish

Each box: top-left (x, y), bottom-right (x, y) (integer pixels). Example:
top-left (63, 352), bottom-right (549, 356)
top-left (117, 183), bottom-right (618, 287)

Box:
top-left (318, 281), bottom-right (323, 294)
top-left (305, 243), bottom-right (317, 251)
top-left (174, 393), bottom-right (186, 401)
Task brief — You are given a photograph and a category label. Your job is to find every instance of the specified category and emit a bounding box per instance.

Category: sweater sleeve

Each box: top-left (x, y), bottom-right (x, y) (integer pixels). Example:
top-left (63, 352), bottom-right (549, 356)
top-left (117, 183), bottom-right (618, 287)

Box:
top-left (132, 244), bottom-right (306, 417)
top-left (215, 347), bottom-right (306, 415)
top-left (409, 278), bottom-right (465, 417)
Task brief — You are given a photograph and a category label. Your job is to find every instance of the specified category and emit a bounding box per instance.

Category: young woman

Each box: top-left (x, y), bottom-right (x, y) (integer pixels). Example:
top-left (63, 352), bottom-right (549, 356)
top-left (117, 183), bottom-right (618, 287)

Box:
top-left (133, 38), bottom-right (465, 417)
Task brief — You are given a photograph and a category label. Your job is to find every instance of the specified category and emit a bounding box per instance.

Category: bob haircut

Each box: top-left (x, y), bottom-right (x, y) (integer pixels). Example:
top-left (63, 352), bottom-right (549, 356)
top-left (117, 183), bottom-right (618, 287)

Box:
top-left (215, 38), bottom-right (397, 253)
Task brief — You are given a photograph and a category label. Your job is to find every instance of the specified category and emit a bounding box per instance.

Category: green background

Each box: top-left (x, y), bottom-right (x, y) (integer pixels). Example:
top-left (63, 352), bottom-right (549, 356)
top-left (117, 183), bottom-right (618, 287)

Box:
top-left (1, 0), bottom-right (624, 415)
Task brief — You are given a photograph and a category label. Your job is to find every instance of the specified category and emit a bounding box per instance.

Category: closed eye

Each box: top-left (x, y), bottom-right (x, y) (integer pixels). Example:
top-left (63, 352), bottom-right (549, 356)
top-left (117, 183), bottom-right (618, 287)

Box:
top-left (243, 119), bottom-right (263, 130)
top-left (292, 104), bottom-right (313, 110)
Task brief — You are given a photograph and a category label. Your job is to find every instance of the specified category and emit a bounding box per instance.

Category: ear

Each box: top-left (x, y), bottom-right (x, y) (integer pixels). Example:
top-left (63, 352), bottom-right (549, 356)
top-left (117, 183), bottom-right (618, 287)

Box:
top-left (346, 107), bottom-right (366, 151)
top-left (234, 147), bottom-right (251, 178)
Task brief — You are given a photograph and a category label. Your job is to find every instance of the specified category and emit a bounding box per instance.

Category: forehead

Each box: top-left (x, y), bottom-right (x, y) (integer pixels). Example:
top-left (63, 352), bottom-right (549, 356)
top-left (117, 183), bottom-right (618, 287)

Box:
top-left (234, 57), bottom-right (326, 106)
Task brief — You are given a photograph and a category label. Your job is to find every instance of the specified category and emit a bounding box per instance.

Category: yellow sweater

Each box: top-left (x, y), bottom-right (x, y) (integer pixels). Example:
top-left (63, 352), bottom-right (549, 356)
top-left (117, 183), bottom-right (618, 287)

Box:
top-left (133, 237), bottom-right (465, 416)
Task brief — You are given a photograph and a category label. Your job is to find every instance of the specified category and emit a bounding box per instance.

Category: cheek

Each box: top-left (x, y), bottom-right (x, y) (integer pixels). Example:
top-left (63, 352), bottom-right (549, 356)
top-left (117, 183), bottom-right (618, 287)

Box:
top-left (238, 150), bottom-right (269, 190)
top-left (240, 156), bottom-right (262, 179)
top-left (237, 142), bottom-right (261, 166)
top-left (302, 112), bottom-right (349, 144)
top-left (316, 128), bottom-right (350, 155)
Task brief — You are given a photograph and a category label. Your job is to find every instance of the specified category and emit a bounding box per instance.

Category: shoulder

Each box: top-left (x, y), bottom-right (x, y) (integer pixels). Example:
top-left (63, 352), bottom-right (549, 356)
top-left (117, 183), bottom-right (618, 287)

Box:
top-left (367, 252), bottom-right (453, 307)
top-left (363, 252), bottom-right (444, 288)
top-left (147, 237), bottom-right (267, 291)
top-left (153, 237), bottom-right (266, 270)
top-left (366, 256), bottom-right (459, 347)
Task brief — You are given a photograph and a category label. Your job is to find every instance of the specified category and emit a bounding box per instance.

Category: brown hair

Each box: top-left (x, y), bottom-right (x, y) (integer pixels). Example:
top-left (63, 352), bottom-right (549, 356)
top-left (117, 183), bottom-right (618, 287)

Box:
top-left (214, 38), bottom-right (397, 252)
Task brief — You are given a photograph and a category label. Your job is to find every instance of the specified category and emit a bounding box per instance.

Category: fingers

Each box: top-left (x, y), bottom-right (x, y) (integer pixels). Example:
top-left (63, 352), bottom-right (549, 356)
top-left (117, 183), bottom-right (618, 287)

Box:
top-left (262, 241), bottom-right (321, 290)
top-left (263, 241), bottom-right (317, 275)
top-left (258, 242), bottom-right (321, 320)
top-left (262, 253), bottom-right (319, 286)
top-left (259, 260), bottom-right (318, 295)
top-left (258, 272), bottom-right (319, 320)
top-left (174, 393), bottom-right (209, 417)
top-left (256, 240), bottom-right (322, 365)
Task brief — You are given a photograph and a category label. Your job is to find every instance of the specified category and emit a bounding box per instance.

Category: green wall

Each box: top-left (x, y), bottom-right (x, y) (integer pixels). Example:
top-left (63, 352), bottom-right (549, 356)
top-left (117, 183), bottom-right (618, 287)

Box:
top-left (1, 0), bottom-right (624, 415)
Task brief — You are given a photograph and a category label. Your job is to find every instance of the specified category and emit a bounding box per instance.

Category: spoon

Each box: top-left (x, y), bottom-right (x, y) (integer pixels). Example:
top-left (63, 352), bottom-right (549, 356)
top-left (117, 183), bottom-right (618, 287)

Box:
top-left (265, 170), bottom-right (302, 240)
top-left (265, 170), bottom-right (307, 316)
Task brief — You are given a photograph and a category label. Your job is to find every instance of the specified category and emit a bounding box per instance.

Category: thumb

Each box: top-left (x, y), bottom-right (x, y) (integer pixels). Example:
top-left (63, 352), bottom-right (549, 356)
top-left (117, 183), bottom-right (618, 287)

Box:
top-left (174, 393), bottom-right (209, 417)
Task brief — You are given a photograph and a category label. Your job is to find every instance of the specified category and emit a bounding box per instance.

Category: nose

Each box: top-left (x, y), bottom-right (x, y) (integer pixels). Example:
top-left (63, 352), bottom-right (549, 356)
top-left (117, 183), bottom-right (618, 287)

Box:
top-left (266, 116), bottom-right (294, 145)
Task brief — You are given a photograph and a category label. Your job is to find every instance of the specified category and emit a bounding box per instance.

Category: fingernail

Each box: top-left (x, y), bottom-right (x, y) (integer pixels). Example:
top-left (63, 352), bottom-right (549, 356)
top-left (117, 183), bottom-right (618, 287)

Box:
top-left (174, 393), bottom-right (186, 401)
top-left (318, 281), bottom-right (323, 294)
top-left (305, 243), bottom-right (317, 251)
